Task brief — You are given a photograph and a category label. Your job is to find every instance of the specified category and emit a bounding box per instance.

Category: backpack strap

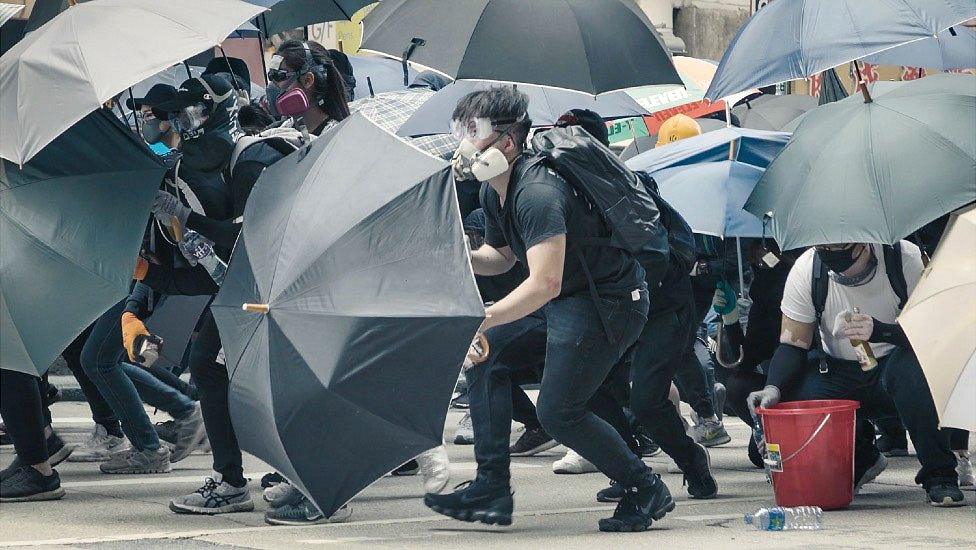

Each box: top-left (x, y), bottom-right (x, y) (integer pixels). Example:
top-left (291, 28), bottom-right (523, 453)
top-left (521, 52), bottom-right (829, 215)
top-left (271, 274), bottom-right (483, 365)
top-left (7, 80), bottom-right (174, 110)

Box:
top-left (811, 250), bottom-right (829, 324)
top-left (883, 243), bottom-right (908, 310)
top-left (574, 246), bottom-right (617, 347)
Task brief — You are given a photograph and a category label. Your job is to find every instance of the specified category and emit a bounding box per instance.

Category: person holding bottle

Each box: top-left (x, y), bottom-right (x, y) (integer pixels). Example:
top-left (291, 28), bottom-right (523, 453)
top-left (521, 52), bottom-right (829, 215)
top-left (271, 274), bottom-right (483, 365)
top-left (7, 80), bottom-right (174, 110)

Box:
top-left (747, 240), bottom-right (965, 507)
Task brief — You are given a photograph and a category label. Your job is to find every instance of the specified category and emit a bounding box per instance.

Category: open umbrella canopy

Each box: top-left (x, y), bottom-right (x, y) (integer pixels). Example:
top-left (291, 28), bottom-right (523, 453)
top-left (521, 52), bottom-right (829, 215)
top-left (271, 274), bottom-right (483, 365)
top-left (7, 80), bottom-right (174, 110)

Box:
top-left (732, 93), bottom-right (818, 131)
top-left (0, 0), bottom-right (265, 165)
top-left (349, 54), bottom-right (418, 99)
top-left (211, 113), bottom-right (484, 517)
top-left (360, 0), bottom-right (682, 95)
top-left (396, 81), bottom-right (649, 138)
top-left (248, 0), bottom-right (374, 36)
top-left (705, 0), bottom-right (976, 101)
top-left (899, 204), bottom-right (976, 432)
top-left (1, 110), bottom-right (165, 376)
top-left (745, 74), bottom-right (976, 250)
top-left (865, 25), bottom-right (976, 70)
top-left (351, 88), bottom-right (460, 158)
top-left (625, 126), bottom-right (790, 238)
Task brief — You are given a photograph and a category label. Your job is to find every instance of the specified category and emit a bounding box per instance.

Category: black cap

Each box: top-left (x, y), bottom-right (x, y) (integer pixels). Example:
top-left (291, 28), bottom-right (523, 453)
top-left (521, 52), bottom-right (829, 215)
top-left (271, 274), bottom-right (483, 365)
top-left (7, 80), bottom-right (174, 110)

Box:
top-left (203, 56), bottom-right (251, 89)
top-left (154, 74), bottom-right (235, 113)
top-left (556, 109), bottom-right (609, 147)
top-left (125, 84), bottom-right (178, 111)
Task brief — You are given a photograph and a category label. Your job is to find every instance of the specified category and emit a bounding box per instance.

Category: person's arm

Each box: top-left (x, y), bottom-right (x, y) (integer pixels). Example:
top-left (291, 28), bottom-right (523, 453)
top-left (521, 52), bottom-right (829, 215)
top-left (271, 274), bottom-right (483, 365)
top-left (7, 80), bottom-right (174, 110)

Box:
top-left (470, 244), bottom-right (517, 276)
top-left (481, 234), bottom-right (565, 331)
top-left (122, 282), bottom-right (154, 319)
top-left (764, 316), bottom-right (815, 389)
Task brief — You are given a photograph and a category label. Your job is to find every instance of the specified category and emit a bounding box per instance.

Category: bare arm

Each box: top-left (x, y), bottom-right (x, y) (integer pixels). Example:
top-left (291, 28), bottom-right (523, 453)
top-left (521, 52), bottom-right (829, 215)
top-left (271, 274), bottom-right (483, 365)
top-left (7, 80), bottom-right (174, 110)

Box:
top-left (779, 315), bottom-right (815, 349)
top-left (481, 234), bottom-right (565, 331)
top-left (470, 244), bottom-right (517, 276)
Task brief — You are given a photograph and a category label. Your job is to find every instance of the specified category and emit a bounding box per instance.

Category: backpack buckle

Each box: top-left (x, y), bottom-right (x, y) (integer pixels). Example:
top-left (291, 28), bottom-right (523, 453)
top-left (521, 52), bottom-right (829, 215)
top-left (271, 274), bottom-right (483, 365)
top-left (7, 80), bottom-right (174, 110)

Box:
top-left (819, 359), bottom-right (829, 374)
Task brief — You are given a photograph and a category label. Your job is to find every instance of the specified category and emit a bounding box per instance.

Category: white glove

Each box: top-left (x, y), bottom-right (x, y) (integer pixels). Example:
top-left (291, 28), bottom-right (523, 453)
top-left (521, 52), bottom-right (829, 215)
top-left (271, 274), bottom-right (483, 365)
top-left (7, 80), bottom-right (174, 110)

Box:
top-left (151, 190), bottom-right (191, 227)
top-left (831, 310), bottom-right (874, 342)
top-left (747, 385), bottom-right (781, 416)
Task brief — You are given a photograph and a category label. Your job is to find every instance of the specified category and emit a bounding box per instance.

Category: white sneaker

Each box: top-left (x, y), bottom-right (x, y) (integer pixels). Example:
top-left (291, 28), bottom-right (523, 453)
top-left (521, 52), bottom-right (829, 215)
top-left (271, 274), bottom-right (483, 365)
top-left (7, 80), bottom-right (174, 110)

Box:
top-left (417, 445), bottom-right (450, 494)
top-left (956, 451), bottom-right (974, 490)
top-left (453, 412), bottom-right (474, 445)
top-left (68, 425), bottom-right (130, 462)
top-left (552, 449), bottom-right (599, 474)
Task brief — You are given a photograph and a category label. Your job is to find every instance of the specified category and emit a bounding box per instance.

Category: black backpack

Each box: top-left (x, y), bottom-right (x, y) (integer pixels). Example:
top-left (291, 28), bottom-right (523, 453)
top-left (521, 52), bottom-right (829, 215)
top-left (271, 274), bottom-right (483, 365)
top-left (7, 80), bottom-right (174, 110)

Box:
top-left (531, 127), bottom-right (670, 277)
top-left (635, 171), bottom-right (697, 276)
top-left (811, 243), bottom-right (909, 326)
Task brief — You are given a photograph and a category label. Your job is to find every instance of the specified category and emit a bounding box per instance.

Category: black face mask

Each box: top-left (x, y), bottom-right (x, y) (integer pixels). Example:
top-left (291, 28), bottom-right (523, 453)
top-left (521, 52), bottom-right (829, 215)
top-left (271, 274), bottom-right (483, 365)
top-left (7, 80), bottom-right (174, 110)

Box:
top-left (817, 246), bottom-right (859, 274)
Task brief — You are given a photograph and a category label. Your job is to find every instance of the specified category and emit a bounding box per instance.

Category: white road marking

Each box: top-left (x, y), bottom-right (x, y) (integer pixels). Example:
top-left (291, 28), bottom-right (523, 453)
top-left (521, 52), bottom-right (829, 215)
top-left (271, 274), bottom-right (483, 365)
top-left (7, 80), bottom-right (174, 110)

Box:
top-left (0, 495), bottom-right (770, 547)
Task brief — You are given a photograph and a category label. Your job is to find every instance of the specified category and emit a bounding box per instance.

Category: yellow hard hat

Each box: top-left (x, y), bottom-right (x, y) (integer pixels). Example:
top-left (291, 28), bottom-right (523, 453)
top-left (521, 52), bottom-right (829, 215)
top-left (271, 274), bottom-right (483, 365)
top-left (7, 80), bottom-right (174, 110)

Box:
top-left (655, 114), bottom-right (702, 147)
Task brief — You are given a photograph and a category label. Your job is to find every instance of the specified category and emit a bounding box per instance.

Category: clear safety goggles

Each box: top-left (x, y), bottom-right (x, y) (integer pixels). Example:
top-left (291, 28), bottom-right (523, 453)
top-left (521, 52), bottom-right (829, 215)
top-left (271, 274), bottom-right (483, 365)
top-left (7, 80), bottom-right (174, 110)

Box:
top-left (450, 115), bottom-right (524, 141)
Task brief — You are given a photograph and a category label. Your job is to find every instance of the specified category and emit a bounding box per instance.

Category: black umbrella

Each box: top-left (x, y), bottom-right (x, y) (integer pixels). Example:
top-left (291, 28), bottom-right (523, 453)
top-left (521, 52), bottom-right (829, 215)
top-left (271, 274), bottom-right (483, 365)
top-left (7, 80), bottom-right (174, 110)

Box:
top-left (818, 67), bottom-right (849, 106)
top-left (247, 0), bottom-right (375, 36)
top-left (211, 113), bottom-right (484, 517)
top-left (360, 0), bottom-right (682, 95)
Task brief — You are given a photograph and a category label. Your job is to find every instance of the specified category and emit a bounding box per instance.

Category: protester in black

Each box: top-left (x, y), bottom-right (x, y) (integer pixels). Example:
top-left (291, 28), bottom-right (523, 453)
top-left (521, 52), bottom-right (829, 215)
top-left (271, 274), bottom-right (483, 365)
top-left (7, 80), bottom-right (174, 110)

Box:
top-left (424, 87), bottom-right (671, 533)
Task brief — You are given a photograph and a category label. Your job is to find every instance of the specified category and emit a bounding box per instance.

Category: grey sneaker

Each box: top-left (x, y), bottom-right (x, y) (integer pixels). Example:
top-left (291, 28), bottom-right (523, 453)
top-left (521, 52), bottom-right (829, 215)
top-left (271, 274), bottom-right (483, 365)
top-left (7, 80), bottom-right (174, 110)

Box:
top-left (99, 446), bottom-right (171, 474)
top-left (69, 425), bottom-right (130, 462)
top-left (689, 419), bottom-right (731, 448)
top-left (264, 481), bottom-right (303, 508)
top-left (169, 404), bottom-right (207, 463)
top-left (264, 494), bottom-right (352, 525)
top-left (170, 475), bottom-right (254, 514)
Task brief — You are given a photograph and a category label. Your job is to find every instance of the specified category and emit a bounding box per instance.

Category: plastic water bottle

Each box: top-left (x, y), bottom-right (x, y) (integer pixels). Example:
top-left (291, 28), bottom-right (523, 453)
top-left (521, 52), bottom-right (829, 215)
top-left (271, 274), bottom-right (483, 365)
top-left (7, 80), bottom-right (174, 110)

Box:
top-left (744, 506), bottom-right (824, 530)
top-left (178, 230), bottom-right (227, 286)
top-left (752, 416), bottom-right (772, 484)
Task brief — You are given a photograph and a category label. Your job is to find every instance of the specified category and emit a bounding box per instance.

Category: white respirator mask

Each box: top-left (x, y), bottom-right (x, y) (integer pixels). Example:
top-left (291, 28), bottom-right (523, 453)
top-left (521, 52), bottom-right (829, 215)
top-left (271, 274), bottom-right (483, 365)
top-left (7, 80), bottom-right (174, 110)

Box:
top-left (450, 116), bottom-right (523, 182)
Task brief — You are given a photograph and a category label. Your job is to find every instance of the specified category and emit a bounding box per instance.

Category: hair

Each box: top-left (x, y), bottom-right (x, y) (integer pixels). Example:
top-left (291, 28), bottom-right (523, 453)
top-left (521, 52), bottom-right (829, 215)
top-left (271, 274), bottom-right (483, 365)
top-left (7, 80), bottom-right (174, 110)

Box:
top-left (276, 39), bottom-right (350, 122)
top-left (238, 103), bottom-right (275, 135)
top-left (452, 86), bottom-right (532, 148)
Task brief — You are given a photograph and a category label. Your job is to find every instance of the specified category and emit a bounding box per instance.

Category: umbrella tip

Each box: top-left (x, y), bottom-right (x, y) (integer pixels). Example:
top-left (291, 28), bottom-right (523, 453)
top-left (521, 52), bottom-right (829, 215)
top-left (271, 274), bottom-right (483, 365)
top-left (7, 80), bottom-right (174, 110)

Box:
top-left (243, 303), bottom-right (270, 314)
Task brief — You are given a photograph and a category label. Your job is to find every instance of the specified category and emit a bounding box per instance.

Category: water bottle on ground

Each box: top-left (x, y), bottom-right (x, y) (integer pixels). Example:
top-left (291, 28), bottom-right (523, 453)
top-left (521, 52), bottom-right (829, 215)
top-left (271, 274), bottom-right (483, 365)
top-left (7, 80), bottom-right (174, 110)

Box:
top-left (744, 506), bottom-right (823, 530)
top-left (178, 230), bottom-right (227, 286)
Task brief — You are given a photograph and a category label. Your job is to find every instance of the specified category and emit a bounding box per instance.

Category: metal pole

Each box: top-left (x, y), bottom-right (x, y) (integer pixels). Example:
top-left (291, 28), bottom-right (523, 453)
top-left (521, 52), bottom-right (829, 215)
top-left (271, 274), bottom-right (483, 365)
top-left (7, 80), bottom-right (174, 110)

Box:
top-left (736, 236), bottom-right (747, 299)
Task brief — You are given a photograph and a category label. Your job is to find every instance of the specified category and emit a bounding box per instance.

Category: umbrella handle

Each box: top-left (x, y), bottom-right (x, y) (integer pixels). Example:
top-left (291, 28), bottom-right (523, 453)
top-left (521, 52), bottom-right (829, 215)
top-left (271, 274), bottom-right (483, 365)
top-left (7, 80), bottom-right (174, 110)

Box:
top-left (242, 304), bottom-right (270, 314)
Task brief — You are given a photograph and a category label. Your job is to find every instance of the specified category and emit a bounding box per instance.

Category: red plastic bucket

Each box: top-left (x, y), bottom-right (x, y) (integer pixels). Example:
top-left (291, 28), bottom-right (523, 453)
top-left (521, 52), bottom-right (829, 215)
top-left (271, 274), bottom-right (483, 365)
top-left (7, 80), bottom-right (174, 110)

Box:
top-left (757, 399), bottom-right (860, 510)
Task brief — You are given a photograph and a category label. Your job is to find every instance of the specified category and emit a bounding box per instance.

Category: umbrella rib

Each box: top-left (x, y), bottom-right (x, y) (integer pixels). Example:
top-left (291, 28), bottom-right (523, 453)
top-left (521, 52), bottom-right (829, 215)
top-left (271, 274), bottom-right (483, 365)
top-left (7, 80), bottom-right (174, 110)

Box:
top-left (0, 167), bottom-right (164, 193)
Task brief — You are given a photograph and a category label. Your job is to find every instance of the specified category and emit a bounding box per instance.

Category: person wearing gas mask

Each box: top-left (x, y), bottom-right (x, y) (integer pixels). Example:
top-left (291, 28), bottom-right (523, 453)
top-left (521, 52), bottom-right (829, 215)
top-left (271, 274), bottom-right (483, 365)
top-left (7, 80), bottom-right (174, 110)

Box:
top-left (424, 87), bottom-right (671, 533)
top-left (710, 239), bottom-right (797, 468)
top-left (746, 241), bottom-right (966, 507)
top-left (263, 39), bottom-right (350, 134)
top-left (162, 41), bottom-right (356, 525)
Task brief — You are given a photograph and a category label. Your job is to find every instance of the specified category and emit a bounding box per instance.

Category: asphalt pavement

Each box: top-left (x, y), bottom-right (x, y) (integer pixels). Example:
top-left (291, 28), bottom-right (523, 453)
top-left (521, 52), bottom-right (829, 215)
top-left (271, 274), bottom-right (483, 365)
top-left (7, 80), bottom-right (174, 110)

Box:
top-left (0, 401), bottom-right (972, 549)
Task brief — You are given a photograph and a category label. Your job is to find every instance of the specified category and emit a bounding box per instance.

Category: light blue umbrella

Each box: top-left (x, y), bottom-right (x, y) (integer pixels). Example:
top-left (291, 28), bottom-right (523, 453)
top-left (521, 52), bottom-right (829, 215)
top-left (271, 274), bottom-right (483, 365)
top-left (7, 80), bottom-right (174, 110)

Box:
top-left (626, 126), bottom-right (790, 174)
top-left (705, 0), bottom-right (976, 101)
top-left (650, 160), bottom-right (766, 238)
top-left (864, 25), bottom-right (976, 70)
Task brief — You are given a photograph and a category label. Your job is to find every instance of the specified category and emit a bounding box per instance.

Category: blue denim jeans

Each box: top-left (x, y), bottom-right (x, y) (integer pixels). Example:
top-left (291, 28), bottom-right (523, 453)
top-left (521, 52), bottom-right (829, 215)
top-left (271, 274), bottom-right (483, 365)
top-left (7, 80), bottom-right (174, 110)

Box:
top-left (467, 289), bottom-right (650, 487)
top-left (81, 300), bottom-right (195, 451)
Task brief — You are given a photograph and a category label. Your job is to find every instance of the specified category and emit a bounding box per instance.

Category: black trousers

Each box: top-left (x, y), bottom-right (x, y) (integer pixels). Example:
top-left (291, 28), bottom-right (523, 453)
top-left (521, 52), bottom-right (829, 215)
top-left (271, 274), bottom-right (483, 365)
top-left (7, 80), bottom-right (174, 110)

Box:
top-left (187, 310), bottom-right (245, 485)
top-left (788, 349), bottom-right (957, 486)
top-left (673, 280), bottom-right (715, 419)
top-left (1, 370), bottom-right (49, 465)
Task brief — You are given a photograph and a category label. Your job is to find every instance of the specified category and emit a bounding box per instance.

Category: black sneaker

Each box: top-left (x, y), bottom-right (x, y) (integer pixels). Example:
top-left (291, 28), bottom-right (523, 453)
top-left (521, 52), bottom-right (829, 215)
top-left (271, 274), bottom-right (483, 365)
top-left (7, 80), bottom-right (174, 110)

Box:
top-left (598, 472), bottom-right (675, 532)
top-left (876, 432), bottom-right (909, 457)
top-left (1, 431), bottom-right (73, 481)
top-left (261, 471), bottom-right (286, 488)
top-left (0, 465), bottom-right (65, 502)
top-left (510, 427), bottom-right (558, 457)
top-left (635, 432), bottom-right (662, 457)
top-left (681, 443), bottom-right (718, 499)
top-left (748, 437), bottom-right (765, 469)
top-left (925, 478), bottom-right (965, 507)
top-left (392, 460), bottom-right (419, 476)
top-left (596, 480), bottom-right (627, 503)
top-left (154, 420), bottom-right (178, 445)
top-left (44, 383), bottom-right (62, 407)
top-left (424, 478), bottom-right (513, 526)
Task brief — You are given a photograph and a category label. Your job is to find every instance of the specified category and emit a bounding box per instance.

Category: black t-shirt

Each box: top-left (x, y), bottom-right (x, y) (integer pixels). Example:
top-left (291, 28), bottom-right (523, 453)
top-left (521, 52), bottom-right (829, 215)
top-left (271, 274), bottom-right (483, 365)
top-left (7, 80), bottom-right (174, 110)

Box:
top-left (480, 155), bottom-right (645, 298)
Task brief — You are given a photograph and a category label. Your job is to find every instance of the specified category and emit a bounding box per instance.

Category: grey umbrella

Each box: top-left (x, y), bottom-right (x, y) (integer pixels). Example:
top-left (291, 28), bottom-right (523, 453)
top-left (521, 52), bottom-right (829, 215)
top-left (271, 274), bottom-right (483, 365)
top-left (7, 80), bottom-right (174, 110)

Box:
top-left (397, 80), bottom-right (650, 138)
top-left (745, 74), bottom-right (976, 250)
top-left (247, 0), bottom-right (375, 36)
top-left (360, 0), bottom-right (681, 96)
top-left (211, 113), bottom-right (484, 517)
top-left (732, 94), bottom-right (818, 131)
top-left (705, 0), bottom-right (976, 101)
top-left (1, 110), bottom-right (165, 376)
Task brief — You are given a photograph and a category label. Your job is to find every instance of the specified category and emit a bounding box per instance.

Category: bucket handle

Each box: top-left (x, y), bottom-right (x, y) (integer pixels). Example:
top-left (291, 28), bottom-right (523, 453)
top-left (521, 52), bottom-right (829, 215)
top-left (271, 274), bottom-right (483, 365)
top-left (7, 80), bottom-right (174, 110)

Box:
top-left (779, 413), bottom-right (832, 465)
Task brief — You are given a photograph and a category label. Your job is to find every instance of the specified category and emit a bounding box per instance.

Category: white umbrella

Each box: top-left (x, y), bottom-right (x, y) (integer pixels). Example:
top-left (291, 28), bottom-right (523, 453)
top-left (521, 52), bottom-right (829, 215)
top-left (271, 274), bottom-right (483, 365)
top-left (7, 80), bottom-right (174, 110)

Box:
top-left (0, 3), bottom-right (24, 27)
top-left (899, 204), bottom-right (976, 432)
top-left (0, 0), bottom-right (265, 165)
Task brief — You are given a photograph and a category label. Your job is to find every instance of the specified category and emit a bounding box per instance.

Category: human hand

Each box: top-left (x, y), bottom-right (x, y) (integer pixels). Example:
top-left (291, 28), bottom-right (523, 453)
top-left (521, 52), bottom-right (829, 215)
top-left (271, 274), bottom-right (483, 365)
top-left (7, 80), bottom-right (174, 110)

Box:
top-left (121, 312), bottom-right (149, 362)
top-left (151, 190), bottom-right (190, 227)
top-left (832, 310), bottom-right (873, 342)
top-left (747, 385), bottom-right (781, 416)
